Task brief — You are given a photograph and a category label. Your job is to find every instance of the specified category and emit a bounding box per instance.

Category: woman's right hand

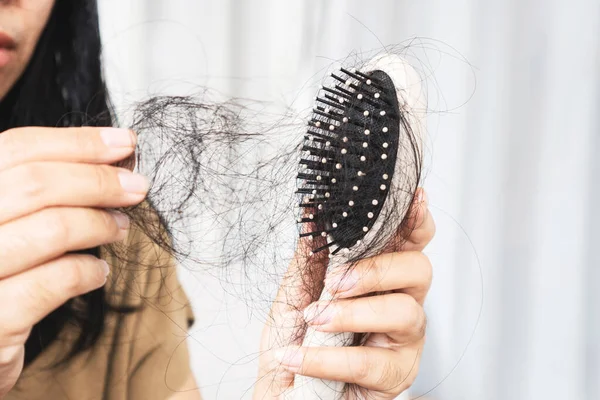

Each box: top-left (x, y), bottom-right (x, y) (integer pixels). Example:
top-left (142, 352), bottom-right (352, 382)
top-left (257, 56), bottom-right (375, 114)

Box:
top-left (0, 127), bottom-right (148, 397)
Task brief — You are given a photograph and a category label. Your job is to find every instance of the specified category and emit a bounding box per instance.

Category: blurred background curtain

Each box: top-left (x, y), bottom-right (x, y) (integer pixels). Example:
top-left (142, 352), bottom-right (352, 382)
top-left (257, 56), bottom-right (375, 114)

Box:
top-left (98, 1), bottom-right (600, 399)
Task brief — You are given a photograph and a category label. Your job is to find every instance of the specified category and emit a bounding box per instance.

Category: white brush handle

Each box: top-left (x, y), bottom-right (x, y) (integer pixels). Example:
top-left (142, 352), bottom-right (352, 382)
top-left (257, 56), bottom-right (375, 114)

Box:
top-left (292, 258), bottom-right (351, 400)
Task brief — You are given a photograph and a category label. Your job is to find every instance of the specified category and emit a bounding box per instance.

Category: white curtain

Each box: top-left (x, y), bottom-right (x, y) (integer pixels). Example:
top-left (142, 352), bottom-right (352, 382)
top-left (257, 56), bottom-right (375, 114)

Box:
top-left (98, 1), bottom-right (600, 399)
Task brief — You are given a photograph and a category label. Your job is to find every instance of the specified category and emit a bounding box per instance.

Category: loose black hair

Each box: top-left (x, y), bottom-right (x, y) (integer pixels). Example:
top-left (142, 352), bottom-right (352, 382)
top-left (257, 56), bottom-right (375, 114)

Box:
top-left (0, 0), bottom-right (115, 367)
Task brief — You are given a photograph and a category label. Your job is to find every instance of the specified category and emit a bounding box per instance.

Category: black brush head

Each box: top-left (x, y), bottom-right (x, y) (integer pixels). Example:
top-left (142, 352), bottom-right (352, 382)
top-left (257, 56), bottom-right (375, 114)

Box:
top-left (296, 67), bottom-right (401, 256)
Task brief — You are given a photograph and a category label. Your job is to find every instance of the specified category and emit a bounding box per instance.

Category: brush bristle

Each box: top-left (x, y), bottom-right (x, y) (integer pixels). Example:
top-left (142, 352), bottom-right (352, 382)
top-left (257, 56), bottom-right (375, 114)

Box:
top-left (296, 67), bottom-right (401, 256)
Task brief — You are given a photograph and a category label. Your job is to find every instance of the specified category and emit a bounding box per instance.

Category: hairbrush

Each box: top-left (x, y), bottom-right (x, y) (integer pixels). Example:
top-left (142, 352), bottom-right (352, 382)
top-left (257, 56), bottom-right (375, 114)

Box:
top-left (293, 54), bottom-right (427, 399)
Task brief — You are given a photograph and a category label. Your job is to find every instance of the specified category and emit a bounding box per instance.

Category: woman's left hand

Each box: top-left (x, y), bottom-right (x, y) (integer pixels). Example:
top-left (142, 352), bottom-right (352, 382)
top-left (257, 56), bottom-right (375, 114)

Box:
top-left (254, 188), bottom-right (435, 399)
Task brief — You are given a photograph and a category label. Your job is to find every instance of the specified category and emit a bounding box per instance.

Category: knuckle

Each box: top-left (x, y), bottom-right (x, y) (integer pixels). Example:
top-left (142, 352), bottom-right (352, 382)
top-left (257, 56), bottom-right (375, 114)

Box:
top-left (371, 256), bottom-right (390, 283)
top-left (0, 324), bottom-right (32, 348)
top-left (73, 128), bottom-right (103, 158)
top-left (403, 296), bottom-right (420, 325)
top-left (417, 313), bottom-right (428, 338)
top-left (404, 299), bottom-right (426, 338)
top-left (42, 208), bottom-right (72, 245)
top-left (61, 257), bottom-right (86, 293)
top-left (421, 216), bottom-right (435, 239)
top-left (18, 276), bottom-right (57, 318)
top-left (337, 302), bottom-right (356, 331)
top-left (402, 359), bottom-right (421, 390)
top-left (91, 165), bottom-right (110, 196)
top-left (301, 348), bottom-right (320, 373)
top-left (0, 328), bottom-right (31, 349)
top-left (428, 213), bottom-right (437, 238)
top-left (360, 254), bottom-right (391, 289)
top-left (376, 359), bottom-right (404, 391)
top-left (0, 345), bottom-right (23, 366)
top-left (31, 287), bottom-right (54, 313)
top-left (416, 253), bottom-right (433, 284)
top-left (352, 348), bottom-right (372, 382)
top-left (17, 163), bottom-right (48, 201)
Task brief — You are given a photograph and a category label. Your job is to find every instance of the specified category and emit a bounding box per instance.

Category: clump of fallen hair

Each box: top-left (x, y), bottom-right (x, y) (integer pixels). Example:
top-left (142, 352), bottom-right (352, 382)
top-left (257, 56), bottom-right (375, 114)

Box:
top-left (102, 53), bottom-right (423, 353)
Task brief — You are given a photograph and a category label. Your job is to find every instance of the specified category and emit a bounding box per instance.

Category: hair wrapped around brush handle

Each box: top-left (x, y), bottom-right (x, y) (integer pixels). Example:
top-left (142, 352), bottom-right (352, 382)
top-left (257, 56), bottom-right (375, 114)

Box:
top-left (293, 255), bottom-right (355, 399)
top-left (291, 54), bottom-right (427, 400)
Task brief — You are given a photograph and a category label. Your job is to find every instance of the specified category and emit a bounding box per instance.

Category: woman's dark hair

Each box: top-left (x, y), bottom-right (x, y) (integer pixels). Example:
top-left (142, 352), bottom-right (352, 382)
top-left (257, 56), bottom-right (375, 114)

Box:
top-left (0, 0), bottom-right (114, 367)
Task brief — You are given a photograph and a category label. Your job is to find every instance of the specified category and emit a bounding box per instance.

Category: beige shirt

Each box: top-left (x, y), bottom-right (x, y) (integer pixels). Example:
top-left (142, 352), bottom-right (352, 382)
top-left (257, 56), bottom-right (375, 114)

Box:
top-left (6, 203), bottom-right (196, 400)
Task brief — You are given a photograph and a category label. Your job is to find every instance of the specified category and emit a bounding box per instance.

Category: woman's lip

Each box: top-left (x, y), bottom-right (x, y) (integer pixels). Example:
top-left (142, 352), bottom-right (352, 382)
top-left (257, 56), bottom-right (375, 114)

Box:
top-left (0, 31), bottom-right (17, 49)
top-left (0, 31), bottom-right (17, 68)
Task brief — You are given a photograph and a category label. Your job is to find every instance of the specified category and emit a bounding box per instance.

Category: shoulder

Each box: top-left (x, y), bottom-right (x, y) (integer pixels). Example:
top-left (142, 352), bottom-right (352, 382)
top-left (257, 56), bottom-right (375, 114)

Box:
top-left (103, 200), bottom-right (192, 316)
top-left (101, 200), bottom-right (197, 396)
top-left (101, 199), bottom-right (195, 335)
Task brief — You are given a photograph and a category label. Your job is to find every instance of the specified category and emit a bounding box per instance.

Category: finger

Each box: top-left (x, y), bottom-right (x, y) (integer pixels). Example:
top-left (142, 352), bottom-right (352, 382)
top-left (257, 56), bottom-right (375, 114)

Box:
top-left (0, 254), bottom-right (109, 334)
top-left (0, 207), bottom-right (128, 279)
top-left (0, 162), bottom-right (149, 224)
top-left (274, 344), bottom-right (422, 394)
top-left (398, 188), bottom-right (435, 252)
top-left (0, 127), bottom-right (136, 172)
top-left (324, 251), bottom-right (432, 303)
top-left (0, 344), bottom-right (25, 397)
top-left (303, 293), bottom-right (426, 343)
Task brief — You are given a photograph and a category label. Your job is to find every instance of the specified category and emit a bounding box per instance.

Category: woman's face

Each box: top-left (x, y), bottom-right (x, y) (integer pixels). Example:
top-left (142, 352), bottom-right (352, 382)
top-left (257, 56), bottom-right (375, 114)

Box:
top-left (0, 0), bottom-right (55, 101)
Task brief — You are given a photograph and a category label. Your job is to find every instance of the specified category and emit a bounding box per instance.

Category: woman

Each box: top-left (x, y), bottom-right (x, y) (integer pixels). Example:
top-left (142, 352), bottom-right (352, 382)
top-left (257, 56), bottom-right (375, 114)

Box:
top-left (0, 1), bottom-right (434, 399)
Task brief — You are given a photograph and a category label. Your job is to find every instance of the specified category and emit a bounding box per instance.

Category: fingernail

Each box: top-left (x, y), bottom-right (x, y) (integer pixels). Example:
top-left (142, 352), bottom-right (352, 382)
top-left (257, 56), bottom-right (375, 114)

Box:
top-left (99, 259), bottom-right (110, 277)
top-left (101, 128), bottom-right (136, 148)
top-left (118, 171), bottom-right (149, 194)
top-left (274, 346), bottom-right (304, 371)
top-left (325, 270), bottom-right (358, 295)
top-left (110, 211), bottom-right (130, 230)
top-left (303, 302), bottom-right (335, 325)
